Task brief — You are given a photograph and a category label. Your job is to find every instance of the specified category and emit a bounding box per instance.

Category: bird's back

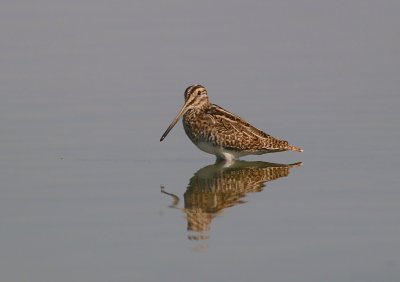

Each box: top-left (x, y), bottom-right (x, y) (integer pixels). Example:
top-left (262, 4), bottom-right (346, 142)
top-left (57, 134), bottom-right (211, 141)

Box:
top-left (183, 104), bottom-right (302, 154)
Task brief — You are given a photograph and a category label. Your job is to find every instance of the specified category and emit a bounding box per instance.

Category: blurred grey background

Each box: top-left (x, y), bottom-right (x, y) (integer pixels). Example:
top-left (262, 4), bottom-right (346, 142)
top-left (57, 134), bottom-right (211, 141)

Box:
top-left (1, 1), bottom-right (399, 282)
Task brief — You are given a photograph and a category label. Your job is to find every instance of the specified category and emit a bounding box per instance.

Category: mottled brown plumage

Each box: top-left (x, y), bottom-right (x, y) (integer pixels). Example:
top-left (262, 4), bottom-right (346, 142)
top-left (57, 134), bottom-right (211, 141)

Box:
top-left (161, 161), bottom-right (302, 240)
top-left (160, 84), bottom-right (303, 161)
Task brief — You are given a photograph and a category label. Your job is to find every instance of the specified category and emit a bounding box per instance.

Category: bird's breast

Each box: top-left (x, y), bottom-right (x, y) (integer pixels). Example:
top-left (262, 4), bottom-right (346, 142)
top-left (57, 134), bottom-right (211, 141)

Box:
top-left (183, 112), bottom-right (213, 138)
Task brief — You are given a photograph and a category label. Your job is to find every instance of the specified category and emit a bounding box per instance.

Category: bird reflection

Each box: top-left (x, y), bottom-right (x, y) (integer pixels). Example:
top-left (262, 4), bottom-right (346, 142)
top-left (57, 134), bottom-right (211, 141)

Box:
top-left (161, 161), bottom-right (302, 241)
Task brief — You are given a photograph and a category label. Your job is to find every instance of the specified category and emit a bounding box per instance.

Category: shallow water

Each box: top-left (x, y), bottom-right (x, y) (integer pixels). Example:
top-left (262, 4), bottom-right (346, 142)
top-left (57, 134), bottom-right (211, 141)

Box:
top-left (1, 1), bottom-right (400, 281)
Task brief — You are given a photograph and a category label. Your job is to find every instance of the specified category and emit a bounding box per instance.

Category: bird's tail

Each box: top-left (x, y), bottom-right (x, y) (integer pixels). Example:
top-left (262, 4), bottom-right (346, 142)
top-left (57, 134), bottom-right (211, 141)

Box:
top-left (288, 145), bottom-right (304, 152)
top-left (287, 161), bottom-right (303, 168)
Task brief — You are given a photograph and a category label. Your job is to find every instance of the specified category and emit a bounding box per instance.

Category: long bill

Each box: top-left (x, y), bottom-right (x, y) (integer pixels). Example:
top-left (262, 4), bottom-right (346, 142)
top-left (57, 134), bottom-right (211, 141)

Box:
top-left (160, 100), bottom-right (191, 142)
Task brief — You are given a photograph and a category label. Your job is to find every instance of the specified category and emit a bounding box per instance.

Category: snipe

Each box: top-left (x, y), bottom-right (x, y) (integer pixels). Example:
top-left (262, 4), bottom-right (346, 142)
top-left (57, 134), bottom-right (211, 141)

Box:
top-left (160, 84), bottom-right (303, 162)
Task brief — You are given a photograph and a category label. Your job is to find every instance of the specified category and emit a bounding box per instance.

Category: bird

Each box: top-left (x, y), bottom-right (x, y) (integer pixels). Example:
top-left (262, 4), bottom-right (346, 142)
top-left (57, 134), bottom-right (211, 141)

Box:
top-left (160, 84), bottom-right (303, 162)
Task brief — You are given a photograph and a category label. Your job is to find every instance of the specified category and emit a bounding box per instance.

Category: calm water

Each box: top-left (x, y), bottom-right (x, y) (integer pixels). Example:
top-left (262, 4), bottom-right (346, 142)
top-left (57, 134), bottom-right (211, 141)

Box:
top-left (1, 1), bottom-right (400, 281)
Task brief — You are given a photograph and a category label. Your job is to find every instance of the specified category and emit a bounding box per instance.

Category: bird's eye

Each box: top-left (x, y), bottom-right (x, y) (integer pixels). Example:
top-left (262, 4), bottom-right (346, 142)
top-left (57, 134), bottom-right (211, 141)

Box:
top-left (197, 91), bottom-right (202, 95)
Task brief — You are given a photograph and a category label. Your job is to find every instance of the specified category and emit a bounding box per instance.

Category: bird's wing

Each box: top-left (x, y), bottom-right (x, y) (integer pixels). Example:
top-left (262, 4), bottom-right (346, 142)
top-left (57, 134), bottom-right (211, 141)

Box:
top-left (205, 104), bottom-right (289, 151)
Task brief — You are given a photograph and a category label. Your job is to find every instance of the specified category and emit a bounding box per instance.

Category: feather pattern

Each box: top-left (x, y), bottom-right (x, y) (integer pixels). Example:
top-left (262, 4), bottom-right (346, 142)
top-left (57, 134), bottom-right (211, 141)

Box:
top-left (183, 103), bottom-right (297, 154)
top-left (160, 84), bottom-right (303, 161)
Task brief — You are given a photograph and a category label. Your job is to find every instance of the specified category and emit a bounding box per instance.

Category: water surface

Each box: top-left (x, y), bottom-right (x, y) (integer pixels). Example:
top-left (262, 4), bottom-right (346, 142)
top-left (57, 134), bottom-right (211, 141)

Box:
top-left (1, 1), bottom-right (399, 281)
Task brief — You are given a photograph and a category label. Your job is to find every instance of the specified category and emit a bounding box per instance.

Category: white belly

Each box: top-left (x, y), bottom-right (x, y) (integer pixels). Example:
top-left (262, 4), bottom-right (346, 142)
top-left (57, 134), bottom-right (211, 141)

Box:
top-left (196, 141), bottom-right (246, 162)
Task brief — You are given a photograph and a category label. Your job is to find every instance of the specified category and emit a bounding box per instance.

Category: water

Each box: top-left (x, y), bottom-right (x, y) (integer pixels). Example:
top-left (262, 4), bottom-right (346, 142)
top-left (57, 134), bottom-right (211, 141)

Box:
top-left (1, 1), bottom-right (399, 281)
